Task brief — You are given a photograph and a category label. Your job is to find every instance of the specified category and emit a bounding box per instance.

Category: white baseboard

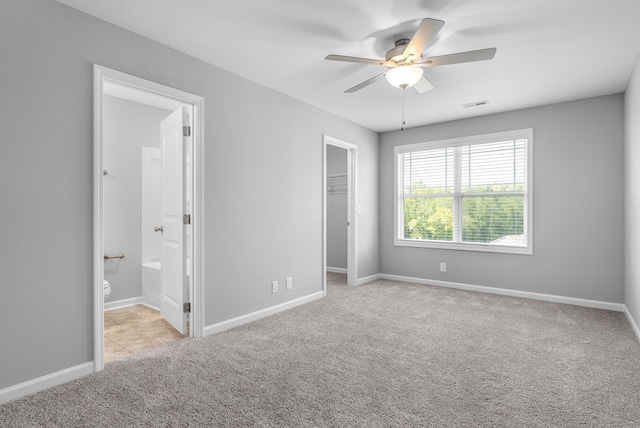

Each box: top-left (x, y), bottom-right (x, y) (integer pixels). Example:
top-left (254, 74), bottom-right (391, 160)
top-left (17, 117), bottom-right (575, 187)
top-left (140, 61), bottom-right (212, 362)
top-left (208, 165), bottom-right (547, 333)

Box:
top-left (0, 362), bottom-right (94, 405)
top-left (357, 273), bottom-right (382, 285)
top-left (379, 274), bottom-right (626, 312)
top-left (141, 302), bottom-right (160, 311)
top-left (326, 269), bottom-right (380, 286)
top-left (104, 296), bottom-right (144, 311)
top-left (204, 291), bottom-right (324, 336)
top-left (624, 305), bottom-right (640, 342)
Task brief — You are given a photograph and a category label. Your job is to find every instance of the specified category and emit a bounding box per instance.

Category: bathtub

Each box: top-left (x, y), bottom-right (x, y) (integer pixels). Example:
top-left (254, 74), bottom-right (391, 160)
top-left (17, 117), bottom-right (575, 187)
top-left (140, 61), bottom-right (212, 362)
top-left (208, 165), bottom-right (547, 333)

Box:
top-left (142, 261), bottom-right (161, 310)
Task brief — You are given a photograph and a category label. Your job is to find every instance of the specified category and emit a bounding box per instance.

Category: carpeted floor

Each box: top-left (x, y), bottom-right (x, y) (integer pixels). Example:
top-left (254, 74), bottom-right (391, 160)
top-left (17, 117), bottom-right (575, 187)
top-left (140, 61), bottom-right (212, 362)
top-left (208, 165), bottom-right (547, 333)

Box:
top-left (2, 274), bottom-right (640, 427)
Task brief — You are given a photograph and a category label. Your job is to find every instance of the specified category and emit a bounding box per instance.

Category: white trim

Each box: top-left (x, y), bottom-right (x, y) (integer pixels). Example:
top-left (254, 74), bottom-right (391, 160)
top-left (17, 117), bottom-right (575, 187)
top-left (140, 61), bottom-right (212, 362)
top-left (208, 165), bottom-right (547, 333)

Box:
top-left (395, 238), bottom-right (534, 255)
top-left (191, 88), bottom-right (205, 339)
top-left (204, 291), bottom-right (324, 336)
top-left (323, 135), bottom-right (358, 290)
top-left (104, 296), bottom-right (145, 311)
top-left (624, 305), bottom-right (640, 343)
top-left (142, 302), bottom-right (161, 312)
top-left (395, 128), bottom-right (534, 153)
top-left (380, 274), bottom-right (626, 312)
top-left (394, 128), bottom-right (533, 255)
top-left (93, 66), bottom-right (105, 373)
top-left (0, 362), bottom-right (94, 405)
top-left (93, 65), bottom-right (205, 373)
top-left (326, 267), bottom-right (347, 274)
top-left (356, 273), bottom-right (382, 285)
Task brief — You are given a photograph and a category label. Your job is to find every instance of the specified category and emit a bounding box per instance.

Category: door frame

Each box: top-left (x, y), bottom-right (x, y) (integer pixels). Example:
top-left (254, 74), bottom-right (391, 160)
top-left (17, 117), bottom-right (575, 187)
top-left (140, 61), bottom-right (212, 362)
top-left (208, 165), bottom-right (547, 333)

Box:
top-left (92, 65), bottom-right (205, 372)
top-left (322, 135), bottom-right (358, 292)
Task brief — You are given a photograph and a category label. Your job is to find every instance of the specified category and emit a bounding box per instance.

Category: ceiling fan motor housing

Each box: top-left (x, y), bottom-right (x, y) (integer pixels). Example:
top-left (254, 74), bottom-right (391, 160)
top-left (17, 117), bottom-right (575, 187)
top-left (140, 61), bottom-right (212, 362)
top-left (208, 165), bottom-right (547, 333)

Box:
top-left (385, 38), bottom-right (414, 63)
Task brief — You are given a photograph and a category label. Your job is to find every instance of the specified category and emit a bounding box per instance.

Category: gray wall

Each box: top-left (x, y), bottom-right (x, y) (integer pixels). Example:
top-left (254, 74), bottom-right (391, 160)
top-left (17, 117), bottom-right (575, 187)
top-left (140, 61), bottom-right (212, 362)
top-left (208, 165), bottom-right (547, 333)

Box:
top-left (0, 0), bottom-right (378, 390)
top-left (3, 0), bottom-right (629, 397)
top-left (380, 94), bottom-right (625, 303)
top-left (326, 145), bottom-right (348, 270)
top-left (103, 95), bottom-right (170, 302)
top-left (625, 54), bottom-right (640, 326)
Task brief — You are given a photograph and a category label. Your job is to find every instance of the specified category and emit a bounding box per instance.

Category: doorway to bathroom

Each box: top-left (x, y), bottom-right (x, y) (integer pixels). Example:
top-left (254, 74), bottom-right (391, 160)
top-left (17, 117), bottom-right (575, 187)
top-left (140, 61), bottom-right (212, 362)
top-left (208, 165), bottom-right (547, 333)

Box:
top-left (93, 65), bottom-right (204, 371)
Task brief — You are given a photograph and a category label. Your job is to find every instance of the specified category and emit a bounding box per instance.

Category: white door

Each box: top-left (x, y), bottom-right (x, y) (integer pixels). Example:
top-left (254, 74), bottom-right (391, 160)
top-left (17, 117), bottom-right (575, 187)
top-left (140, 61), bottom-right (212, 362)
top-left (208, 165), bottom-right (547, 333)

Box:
top-left (160, 107), bottom-right (188, 334)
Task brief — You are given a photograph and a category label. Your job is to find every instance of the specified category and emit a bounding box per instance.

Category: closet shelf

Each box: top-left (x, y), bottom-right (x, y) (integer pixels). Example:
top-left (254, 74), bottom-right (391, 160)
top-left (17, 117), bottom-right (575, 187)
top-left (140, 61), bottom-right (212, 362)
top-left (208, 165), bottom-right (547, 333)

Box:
top-left (327, 174), bottom-right (348, 196)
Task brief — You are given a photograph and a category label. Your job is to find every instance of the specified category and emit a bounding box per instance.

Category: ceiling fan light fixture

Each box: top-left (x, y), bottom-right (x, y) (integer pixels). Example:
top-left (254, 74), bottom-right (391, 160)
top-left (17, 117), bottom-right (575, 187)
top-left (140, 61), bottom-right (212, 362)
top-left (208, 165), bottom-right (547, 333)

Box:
top-left (386, 65), bottom-right (423, 89)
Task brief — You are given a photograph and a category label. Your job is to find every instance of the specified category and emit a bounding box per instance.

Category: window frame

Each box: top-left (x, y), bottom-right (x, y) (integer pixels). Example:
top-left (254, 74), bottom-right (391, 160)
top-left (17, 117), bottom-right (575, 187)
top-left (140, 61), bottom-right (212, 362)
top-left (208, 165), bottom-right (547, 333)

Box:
top-left (394, 128), bottom-right (533, 255)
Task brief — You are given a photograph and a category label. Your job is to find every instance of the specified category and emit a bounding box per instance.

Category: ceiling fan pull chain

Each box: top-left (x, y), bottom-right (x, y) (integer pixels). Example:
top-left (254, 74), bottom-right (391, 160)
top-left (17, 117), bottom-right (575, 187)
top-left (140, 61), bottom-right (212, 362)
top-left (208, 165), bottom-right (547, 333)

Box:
top-left (401, 86), bottom-right (406, 131)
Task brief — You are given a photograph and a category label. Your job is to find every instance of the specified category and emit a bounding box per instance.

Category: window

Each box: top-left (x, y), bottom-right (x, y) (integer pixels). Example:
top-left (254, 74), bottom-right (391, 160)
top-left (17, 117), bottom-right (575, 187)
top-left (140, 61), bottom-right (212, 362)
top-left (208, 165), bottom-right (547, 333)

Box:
top-left (395, 129), bottom-right (533, 254)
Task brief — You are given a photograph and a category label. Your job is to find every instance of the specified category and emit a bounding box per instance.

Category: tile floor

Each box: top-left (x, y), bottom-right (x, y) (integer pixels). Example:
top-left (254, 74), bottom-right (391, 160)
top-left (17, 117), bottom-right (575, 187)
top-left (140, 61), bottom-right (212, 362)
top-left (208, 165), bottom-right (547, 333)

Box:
top-left (104, 305), bottom-right (188, 363)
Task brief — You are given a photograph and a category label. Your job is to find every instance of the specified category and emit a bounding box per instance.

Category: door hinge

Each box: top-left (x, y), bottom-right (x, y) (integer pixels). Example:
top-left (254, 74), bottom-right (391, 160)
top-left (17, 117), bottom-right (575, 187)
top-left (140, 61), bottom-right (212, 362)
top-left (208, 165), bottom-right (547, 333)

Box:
top-left (183, 302), bottom-right (191, 313)
top-left (183, 214), bottom-right (191, 225)
top-left (183, 126), bottom-right (191, 137)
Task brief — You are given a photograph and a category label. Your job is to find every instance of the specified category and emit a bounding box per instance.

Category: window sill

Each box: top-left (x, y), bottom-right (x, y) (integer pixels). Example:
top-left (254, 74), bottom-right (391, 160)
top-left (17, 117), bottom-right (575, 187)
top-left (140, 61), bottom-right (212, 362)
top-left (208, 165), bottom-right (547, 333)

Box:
top-left (394, 238), bottom-right (533, 255)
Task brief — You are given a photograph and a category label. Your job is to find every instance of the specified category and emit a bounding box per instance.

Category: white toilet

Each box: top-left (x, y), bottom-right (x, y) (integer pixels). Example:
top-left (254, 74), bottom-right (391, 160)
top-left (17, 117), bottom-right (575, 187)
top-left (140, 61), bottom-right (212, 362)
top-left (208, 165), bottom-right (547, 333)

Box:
top-left (103, 280), bottom-right (111, 301)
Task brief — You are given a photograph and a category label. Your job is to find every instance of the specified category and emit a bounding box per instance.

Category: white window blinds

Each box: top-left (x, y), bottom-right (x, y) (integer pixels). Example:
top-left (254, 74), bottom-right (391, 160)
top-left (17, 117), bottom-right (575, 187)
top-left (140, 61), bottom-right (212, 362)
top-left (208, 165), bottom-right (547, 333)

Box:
top-left (395, 129), bottom-right (532, 254)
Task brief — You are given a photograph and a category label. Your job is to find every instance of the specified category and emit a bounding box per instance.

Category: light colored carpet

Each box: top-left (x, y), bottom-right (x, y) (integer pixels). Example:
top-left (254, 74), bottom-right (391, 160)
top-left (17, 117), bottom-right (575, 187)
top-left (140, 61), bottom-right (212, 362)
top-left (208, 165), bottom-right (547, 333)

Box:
top-left (2, 274), bottom-right (640, 427)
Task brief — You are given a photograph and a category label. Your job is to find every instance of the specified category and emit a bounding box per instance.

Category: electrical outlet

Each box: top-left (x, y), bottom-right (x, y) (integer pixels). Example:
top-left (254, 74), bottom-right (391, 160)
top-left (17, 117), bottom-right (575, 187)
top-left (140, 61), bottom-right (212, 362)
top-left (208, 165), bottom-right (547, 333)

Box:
top-left (440, 262), bottom-right (447, 273)
top-left (286, 277), bottom-right (293, 290)
top-left (272, 281), bottom-right (278, 293)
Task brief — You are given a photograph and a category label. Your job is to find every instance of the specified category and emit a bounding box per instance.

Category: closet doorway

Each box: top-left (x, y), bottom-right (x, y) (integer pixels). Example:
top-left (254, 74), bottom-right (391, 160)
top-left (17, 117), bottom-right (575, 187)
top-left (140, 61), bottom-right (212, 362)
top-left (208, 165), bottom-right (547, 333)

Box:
top-left (93, 65), bottom-right (204, 371)
top-left (323, 135), bottom-right (357, 292)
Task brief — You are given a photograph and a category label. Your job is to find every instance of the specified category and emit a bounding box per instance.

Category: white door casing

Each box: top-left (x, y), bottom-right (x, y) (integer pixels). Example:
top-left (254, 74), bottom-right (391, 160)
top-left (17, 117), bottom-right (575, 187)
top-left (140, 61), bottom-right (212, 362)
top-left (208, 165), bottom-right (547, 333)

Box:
top-left (323, 135), bottom-right (358, 292)
top-left (160, 107), bottom-right (189, 334)
top-left (94, 64), bottom-right (204, 372)
top-left (346, 148), bottom-right (355, 285)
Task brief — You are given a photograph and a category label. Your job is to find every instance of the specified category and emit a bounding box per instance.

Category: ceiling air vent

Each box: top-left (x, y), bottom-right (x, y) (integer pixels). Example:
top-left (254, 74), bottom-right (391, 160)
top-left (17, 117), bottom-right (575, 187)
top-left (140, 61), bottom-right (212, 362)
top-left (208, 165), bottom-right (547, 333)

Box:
top-left (462, 100), bottom-right (489, 108)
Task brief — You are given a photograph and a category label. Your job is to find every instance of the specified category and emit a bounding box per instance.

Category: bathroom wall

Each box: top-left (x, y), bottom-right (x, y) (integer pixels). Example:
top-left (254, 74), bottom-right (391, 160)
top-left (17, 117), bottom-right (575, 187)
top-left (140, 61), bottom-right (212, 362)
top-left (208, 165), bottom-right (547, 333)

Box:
top-left (326, 145), bottom-right (348, 270)
top-left (103, 95), bottom-right (172, 302)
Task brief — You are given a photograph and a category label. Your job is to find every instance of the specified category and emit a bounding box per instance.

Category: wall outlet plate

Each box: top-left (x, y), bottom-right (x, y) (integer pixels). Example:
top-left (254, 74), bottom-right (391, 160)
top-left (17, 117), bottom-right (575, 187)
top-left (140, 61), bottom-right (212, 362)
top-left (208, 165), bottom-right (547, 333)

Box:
top-left (272, 281), bottom-right (278, 293)
top-left (286, 277), bottom-right (292, 290)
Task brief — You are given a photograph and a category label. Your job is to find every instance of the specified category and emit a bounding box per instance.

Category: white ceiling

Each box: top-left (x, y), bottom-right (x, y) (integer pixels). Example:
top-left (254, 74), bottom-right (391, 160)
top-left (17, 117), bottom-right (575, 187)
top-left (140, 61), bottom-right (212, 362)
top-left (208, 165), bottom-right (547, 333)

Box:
top-left (58, 0), bottom-right (640, 133)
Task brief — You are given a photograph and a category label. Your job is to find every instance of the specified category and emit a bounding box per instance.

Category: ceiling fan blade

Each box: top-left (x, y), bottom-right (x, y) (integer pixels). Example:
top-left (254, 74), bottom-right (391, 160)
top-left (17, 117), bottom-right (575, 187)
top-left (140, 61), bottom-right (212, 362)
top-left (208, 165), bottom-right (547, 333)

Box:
top-left (413, 76), bottom-right (434, 94)
top-left (325, 54), bottom-right (392, 67)
top-left (403, 18), bottom-right (445, 61)
top-left (345, 72), bottom-right (387, 93)
top-left (417, 48), bottom-right (497, 67)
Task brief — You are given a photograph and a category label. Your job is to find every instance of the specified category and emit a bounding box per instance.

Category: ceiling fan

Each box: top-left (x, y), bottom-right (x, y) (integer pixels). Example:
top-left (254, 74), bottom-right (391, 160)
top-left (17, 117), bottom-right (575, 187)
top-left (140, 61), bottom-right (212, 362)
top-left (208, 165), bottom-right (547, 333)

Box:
top-left (325, 18), bottom-right (497, 94)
